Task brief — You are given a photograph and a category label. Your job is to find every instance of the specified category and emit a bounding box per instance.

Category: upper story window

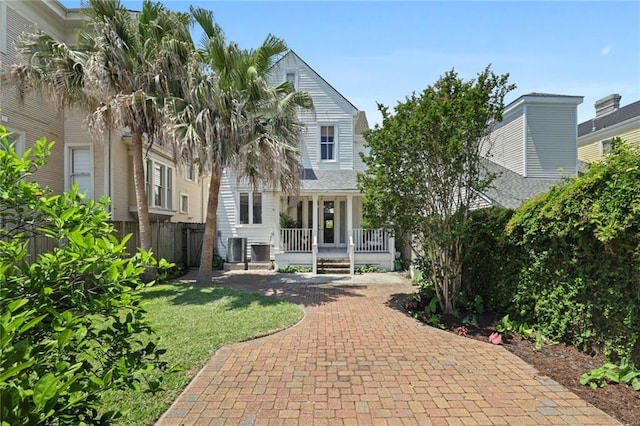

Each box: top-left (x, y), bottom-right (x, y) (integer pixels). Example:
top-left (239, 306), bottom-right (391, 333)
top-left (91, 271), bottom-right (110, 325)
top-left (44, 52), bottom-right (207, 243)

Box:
top-left (285, 71), bottom-right (296, 88)
top-left (600, 139), bottom-right (613, 156)
top-left (184, 163), bottom-right (196, 182)
top-left (146, 159), bottom-right (173, 210)
top-left (65, 145), bottom-right (93, 199)
top-left (320, 125), bottom-right (335, 161)
top-left (180, 193), bottom-right (189, 214)
top-left (239, 192), bottom-right (262, 225)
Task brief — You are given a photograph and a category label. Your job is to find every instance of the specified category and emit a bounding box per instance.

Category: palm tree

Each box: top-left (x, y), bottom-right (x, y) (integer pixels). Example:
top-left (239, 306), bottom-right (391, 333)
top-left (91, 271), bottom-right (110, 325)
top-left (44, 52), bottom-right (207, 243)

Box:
top-left (4, 0), bottom-right (193, 255)
top-left (169, 7), bottom-right (313, 285)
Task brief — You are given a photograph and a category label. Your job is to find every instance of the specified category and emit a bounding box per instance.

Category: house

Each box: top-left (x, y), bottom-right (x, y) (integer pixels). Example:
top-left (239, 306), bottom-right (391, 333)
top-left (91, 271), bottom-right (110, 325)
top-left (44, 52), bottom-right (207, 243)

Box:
top-left (477, 93), bottom-right (584, 209)
top-left (0, 0), bottom-right (208, 224)
top-left (577, 94), bottom-right (640, 162)
top-left (215, 51), bottom-right (395, 273)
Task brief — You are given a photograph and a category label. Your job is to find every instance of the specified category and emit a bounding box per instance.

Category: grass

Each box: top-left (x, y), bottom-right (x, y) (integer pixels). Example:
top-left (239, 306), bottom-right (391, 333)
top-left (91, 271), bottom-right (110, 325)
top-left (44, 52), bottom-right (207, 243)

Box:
top-left (99, 281), bottom-right (304, 425)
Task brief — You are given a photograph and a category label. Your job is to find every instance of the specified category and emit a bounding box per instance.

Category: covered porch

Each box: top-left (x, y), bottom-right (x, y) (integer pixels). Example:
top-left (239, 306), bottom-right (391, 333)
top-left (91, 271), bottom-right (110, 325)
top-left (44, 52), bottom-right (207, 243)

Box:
top-left (273, 194), bottom-right (395, 274)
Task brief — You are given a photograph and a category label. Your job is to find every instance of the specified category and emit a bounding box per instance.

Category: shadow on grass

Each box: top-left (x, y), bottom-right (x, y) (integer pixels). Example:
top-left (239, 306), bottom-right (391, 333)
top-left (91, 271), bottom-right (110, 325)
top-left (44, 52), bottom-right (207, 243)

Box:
top-left (141, 284), bottom-right (293, 311)
top-left (145, 271), bottom-right (366, 308)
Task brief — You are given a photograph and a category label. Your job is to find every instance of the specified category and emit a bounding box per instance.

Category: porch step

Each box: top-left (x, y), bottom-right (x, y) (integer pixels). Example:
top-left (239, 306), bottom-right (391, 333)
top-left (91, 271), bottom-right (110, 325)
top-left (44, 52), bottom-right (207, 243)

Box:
top-left (317, 258), bottom-right (350, 274)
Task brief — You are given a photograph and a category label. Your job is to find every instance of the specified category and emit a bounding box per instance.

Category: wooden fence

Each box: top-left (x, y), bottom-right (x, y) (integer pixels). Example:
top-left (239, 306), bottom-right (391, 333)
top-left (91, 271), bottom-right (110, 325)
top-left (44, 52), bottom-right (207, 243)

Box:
top-left (27, 221), bottom-right (206, 267)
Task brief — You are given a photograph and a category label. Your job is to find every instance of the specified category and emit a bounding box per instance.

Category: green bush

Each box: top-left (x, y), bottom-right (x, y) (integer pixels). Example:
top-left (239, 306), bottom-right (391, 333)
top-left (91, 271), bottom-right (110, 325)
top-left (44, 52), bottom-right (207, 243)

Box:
top-left (506, 139), bottom-right (640, 364)
top-left (0, 127), bottom-right (165, 425)
top-left (460, 206), bottom-right (520, 313)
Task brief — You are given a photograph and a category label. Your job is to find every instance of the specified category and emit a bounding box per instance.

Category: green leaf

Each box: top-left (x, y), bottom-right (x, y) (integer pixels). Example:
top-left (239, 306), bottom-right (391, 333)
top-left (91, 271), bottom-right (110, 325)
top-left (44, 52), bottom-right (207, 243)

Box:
top-left (33, 373), bottom-right (58, 409)
top-left (0, 358), bottom-right (36, 382)
top-left (632, 378), bottom-right (640, 391)
top-left (620, 371), bottom-right (640, 383)
top-left (579, 373), bottom-right (590, 385)
top-left (7, 299), bottom-right (29, 313)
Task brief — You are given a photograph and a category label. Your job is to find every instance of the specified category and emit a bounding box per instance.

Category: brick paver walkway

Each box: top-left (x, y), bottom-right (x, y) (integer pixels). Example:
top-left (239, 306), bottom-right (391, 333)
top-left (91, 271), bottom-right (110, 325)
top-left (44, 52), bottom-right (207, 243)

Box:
top-left (157, 272), bottom-right (619, 425)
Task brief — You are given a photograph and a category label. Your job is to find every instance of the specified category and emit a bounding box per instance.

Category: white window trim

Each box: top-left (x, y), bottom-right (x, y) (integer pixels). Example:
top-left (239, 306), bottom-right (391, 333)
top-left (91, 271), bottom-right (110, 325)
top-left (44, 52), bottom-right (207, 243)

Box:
top-left (146, 157), bottom-right (175, 211)
top-left (238, 191), bottom-right (263, 226)
top-left (319, 123), bottom-right (338, 162)
top-left (285, 70), bottom-right (297, 89)
top-left (184, 163), bottom-right (197, 182)
top-left (64, 143), bottom-right (93, 199)
top-left (179, 193), bottom-right (189, 214)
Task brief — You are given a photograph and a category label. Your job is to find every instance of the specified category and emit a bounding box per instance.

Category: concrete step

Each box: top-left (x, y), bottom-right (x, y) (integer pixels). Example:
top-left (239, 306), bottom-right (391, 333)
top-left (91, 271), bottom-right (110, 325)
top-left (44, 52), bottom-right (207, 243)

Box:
top-left (318, 267), bottom-right (351, 274)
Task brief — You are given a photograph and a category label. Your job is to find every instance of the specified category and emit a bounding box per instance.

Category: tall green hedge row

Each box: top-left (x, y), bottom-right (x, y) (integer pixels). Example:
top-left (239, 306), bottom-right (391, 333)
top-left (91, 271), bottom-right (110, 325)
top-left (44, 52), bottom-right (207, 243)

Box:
top-left (462, 140), bottom-right (640, 365)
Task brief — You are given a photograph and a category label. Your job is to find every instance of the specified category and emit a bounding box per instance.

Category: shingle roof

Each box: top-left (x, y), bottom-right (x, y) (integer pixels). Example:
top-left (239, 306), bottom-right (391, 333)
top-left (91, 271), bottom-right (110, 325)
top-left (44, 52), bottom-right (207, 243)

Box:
top-left (301, 169), bottom-right (360, 192)
top-left (480, 160), bottom-right (559, 209)
top-left (578, 100), bottom-right (640, 137)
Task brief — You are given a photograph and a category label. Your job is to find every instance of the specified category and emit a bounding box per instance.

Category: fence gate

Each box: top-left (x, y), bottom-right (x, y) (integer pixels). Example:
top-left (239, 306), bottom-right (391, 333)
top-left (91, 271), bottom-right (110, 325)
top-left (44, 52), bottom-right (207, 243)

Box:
top-left (183, 225), bottom-right (205, 267)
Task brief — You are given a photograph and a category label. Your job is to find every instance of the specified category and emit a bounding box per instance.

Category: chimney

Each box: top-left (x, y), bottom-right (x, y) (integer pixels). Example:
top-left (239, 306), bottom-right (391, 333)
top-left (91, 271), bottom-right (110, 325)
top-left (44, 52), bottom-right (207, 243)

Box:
top-left (595, 94), bottom-right (621, 117)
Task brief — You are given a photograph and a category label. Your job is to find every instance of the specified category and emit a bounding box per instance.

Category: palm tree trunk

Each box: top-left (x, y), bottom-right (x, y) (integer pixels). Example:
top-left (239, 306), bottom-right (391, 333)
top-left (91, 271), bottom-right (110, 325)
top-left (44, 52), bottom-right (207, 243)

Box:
top-left (197, 164), bottom-right (222, 285)
top-left (132, 130), bottom-right (153, 251)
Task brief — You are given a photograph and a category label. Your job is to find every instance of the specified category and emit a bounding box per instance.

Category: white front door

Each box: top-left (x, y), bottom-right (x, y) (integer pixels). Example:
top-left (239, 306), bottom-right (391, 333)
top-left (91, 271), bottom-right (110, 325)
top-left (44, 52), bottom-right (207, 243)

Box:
top-left (319, 198), bottom-right (347, 247)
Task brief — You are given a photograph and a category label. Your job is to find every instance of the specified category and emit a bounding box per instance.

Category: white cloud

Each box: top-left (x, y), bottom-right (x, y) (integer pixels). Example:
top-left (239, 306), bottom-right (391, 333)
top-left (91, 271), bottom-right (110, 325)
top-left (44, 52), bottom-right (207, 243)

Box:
top-left (601, 45), bottom-right (613, 56)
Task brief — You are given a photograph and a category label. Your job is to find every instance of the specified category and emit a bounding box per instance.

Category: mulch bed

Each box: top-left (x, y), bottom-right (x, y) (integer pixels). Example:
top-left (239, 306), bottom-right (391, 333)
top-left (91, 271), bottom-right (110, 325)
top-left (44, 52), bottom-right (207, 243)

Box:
top-left (438, 313), bottom-right (639, 426)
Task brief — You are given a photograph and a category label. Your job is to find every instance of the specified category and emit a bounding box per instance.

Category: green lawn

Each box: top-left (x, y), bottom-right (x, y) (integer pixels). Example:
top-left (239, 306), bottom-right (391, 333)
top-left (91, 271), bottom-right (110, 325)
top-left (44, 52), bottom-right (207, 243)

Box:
top-left (99, 281), bottom-right (304, 425)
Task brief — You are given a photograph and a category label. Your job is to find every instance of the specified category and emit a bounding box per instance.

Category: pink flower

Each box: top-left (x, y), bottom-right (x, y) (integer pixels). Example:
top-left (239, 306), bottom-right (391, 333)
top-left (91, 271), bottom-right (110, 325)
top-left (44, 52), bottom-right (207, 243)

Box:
top-left (489, 332), bottom-right (503, 345)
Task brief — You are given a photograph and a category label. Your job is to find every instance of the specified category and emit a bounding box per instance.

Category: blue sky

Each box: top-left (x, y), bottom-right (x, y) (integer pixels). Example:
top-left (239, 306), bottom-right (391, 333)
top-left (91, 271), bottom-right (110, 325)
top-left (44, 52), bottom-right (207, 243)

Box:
top-left (60, 1), bottom-right (640, 126)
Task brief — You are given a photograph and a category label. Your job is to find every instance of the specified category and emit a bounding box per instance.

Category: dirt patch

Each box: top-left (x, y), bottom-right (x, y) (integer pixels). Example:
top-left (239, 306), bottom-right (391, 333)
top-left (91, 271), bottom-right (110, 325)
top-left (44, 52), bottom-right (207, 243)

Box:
top-left (439, 313), bottom-right (640, 426)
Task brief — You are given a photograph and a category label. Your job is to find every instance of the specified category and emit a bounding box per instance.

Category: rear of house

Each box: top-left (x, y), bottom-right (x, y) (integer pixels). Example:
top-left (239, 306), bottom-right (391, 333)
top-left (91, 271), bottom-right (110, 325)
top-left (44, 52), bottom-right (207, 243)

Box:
top-left (215, 51), bottom-right (395, 273)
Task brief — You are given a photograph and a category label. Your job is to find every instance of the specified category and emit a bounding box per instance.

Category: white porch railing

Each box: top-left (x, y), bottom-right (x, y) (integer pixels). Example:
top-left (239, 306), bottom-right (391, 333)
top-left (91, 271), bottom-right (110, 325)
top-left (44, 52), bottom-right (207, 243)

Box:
top-left (280, 228), bottom-right (312, 252)
top-left (353, 228), bottom-right (389, 252)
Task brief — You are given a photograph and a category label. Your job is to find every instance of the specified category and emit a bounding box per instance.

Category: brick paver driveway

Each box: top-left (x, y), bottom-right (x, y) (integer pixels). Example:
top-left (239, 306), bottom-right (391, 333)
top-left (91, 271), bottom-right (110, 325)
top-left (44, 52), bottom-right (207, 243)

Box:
top-left (157, 272), bottom-right (619, 425)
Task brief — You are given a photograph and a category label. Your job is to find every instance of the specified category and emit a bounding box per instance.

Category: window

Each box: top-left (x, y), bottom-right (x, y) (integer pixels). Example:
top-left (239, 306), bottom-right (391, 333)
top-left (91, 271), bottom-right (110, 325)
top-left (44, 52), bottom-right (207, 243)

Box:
top-left (147, 159), bottom-right (174, 210)
top-left (180, 193), bottom-right (189, 214)
top-left (600, 139), bottom-right (613, 156)
top-left (239, 192), bottom-right (262, 225)
top-left (285, 71), bottom-right (296, 88)
top-left (184, 163), bottom-right (196, 182)
top-left (1, 129), bottom-right (25, 155)
top-left (65, 145), bottom-right (92, 199)
top-left (320, 125), bottom-right (335, 160)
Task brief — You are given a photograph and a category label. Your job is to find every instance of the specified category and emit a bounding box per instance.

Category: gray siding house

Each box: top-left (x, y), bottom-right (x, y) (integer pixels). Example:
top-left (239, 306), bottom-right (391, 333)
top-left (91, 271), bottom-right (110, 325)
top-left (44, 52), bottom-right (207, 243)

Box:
top-left (478, 93), bottom-right (583, 209)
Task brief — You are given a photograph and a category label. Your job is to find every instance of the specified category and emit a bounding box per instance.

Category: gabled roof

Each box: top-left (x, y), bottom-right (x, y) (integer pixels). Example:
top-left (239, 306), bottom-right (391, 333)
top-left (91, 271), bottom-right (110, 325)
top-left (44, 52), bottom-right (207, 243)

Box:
top-left (578, 100), bottom-right (640, 137)
top-left (480, 160), bottom-right (558, 209)
top-left (271, 50), bottom-right (360, 113)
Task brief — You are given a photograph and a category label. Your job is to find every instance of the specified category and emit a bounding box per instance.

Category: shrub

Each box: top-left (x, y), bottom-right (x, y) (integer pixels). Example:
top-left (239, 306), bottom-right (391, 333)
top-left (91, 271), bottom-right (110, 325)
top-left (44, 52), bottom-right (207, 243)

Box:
top-left (278, 265), bottom-right (311, 273)
top-left (0, 127), bottom-right (165, 425)
top-left (506, 140), bottom-right (640, 365)
top-left (460, 206), bottom-right (520, 313)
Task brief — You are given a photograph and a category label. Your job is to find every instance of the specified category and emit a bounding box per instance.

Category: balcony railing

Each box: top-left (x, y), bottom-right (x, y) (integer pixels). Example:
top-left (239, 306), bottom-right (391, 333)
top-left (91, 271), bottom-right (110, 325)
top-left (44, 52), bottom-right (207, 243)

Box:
top-left (280, 228), bottom-right (312, 252)
top-left (353, 228), bottom-right (389, 253)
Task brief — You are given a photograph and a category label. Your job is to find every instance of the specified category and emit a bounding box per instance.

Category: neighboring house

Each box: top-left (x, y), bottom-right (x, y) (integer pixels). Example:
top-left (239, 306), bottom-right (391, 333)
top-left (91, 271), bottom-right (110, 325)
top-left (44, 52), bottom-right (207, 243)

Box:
top-left (0, 0), bottom-right (207, 224)
top-left (477, 93), bottom-right (584, 209)
top-left (577, 94), bottom-right (640, 162)
top-left (216, 51), bottom-right (395, 273)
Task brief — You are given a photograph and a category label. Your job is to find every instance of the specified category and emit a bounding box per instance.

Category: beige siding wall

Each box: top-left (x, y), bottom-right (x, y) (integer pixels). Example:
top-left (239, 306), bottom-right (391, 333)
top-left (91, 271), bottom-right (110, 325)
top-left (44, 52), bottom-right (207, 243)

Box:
top-left (526, 105), bottom-right (578, 178)
top-left (578, 125), bottom-right (640, 162)
top-left (1, 1), bottom-right (66, 194)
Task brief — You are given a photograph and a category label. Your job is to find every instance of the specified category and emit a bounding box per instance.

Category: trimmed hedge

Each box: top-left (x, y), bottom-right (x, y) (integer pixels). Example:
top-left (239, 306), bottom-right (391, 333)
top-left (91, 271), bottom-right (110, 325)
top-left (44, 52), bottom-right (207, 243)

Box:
top-left (461, 139), bottom-right (639, 365)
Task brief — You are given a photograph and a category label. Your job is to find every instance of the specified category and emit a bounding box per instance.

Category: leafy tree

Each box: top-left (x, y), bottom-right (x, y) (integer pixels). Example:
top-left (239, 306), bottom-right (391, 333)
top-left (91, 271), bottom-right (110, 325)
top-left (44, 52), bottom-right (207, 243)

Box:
top-left (167, 7), bottom-right (313, 285)
top-left (4, 0), bottom-right (193, 255)
top-left (359, 67), bottom-right (514, 314)
top-left (0, 126), bottom-right (165, 424)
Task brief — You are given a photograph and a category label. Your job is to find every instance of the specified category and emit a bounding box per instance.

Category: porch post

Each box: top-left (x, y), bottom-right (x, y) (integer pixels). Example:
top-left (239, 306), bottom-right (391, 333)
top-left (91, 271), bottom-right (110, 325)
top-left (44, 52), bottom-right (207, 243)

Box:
top-left (347, 195), bottom-right (354, 274)
top-left (273, 192), bottom-right (281, 252)
top-left (312, 194), bottom-right (318, 274)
